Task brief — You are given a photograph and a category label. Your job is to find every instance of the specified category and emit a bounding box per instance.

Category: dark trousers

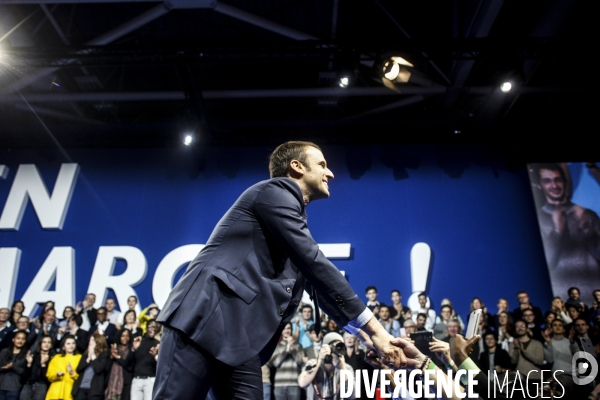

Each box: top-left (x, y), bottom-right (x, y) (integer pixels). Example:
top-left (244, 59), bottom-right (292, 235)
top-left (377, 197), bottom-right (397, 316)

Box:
top-left (152, 327), bottom-right (262, 400)
top-left (19, 383), bottom-right (48, 400)
top-left (0, 390), bottom-right (20, 400)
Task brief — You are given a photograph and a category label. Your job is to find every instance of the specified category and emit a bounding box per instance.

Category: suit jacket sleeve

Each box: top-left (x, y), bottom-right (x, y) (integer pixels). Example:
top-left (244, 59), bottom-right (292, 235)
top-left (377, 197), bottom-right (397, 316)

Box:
top-left (254, 179), bottom-right (367, 328)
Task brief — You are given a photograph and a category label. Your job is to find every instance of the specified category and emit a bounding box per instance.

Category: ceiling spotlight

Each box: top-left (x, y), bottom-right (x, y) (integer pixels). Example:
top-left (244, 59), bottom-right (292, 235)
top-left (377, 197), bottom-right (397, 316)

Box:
top-left (383, 60), bottom-right (400, 80)
top-left (339, 76), bottom-right (349, 88)
top-left (183, 134), bottom-right (194, 146)
top-left (382, 56), bottom-right (414, 83)
top-left (500, 81), bottom-right (512, 93)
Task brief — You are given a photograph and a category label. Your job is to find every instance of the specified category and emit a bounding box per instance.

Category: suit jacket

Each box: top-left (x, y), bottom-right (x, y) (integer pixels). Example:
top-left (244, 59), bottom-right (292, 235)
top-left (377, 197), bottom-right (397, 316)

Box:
top-left (88, 323), bottom-right (117, 346)
top-left (478, 347), bottom-right (513, 373)
top-left (158, 178), bottom-right (366, 366)
top-left (72, 352), bottom-right (111, 397)
top-left (30, 322), bottom-right (60, 351)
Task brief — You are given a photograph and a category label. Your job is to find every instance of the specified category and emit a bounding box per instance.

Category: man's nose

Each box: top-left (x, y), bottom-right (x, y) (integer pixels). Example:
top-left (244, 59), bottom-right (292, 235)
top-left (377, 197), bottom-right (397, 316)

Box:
top-left (326, 168), bottom-right (334, 179)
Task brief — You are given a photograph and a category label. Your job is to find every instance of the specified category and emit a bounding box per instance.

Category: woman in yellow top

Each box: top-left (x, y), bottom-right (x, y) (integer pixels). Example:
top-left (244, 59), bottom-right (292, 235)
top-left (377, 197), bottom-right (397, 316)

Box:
top-left (137, 304), bottom-right (160, 337)
top-left (46, 335), bottom-right (82, 400)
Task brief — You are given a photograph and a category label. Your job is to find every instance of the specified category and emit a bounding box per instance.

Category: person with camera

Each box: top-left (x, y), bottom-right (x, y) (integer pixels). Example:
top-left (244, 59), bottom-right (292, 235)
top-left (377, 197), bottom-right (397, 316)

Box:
top-left (298, 332), bottom-right (352, 400)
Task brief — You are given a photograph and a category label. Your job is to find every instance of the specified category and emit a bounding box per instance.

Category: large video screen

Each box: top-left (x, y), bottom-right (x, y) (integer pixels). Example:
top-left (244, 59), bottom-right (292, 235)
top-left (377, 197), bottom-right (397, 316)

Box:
top-left (527, 162), bottom-right (600, 306)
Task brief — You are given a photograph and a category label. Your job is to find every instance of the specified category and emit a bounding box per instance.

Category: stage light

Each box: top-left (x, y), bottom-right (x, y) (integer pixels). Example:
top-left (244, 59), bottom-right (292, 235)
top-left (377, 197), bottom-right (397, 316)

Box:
top-left (183, 134), bottom-right (194, 146)
top-left (381, 56), bottom-right (414, 84)
top-left (339, 76), bottom-right (349, 88)
top-left (500, 81), bottom-right (512, 93)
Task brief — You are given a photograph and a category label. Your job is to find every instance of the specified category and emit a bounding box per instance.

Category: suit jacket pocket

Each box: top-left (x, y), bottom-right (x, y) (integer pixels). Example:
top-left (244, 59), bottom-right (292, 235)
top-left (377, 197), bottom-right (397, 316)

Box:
top-left (212, 268), bottom-right (258, 305)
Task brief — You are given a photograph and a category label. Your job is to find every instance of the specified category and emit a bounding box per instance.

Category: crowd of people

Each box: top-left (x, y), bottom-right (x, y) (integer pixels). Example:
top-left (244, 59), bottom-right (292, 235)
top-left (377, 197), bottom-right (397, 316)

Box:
top-left (1, 285), bottom-right (599, 400)
top-left (0, 294), bottom-right (160, 400)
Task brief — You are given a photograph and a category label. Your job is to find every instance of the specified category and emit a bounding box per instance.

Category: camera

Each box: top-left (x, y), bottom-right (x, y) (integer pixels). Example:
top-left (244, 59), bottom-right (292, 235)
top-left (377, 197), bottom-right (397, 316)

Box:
top-left (323, 341), bottom-right (346, 363)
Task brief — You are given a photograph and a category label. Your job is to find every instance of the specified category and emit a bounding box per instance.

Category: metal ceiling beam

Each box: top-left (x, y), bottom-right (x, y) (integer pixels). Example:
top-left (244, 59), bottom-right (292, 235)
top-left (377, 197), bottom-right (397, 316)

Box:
top-left (0, 3), bottom-right (171, 94)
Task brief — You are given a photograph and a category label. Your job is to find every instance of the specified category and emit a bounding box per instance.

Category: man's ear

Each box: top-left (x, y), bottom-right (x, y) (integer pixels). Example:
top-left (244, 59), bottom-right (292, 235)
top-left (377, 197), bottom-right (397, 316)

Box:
top-left (289, 160), bottom-right (304, 177)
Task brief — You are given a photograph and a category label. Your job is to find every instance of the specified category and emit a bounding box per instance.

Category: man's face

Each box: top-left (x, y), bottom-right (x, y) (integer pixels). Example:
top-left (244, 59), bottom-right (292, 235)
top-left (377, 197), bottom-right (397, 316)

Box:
top-left (515, 321), bottom-right (527, 336)
top-left (517, 293), bottom-right (529, 305)
top-left (0, 308), bottom-right (8, 323)
top-left (418, 295), bottom-right (427, 308)
top-left (574, 320), bottom-right (588, 335)
top-left (298, 146), bottom-right (334, 202)
top-left (441, 307), bottom-right (451, 320)
top-left (391, 292), bottom-right (401, 304)
top-left (569, 289), bottom-right (580, 301)
top-left (96, 309), bottom-right (107, 323)
top-left (127, 296), bottom-right (137, 309)
top-left (366, 289), bottom-right (377, 302)
top-left (497, 299), bottom-right (508, 311)
top-left (404, 322), bottom-right (417, 335)
top-left (568, 307), bottom-right (580, 319)
top-left (301, 308), bottom-right (312, 321)
top-left (522, 311), bottom-right (535, 324)
top-left (551, 321), bottom-right (564, 336)
top-left (446, 322), bottom-right (459, 336)
top-left (147, 322), bottom-right (158, 338)
top-left (539, 169), bottom-right (566, 204)
top-left (44, 309), bottom-right (56, 324)
top-left (379, 307), bottom-right (390, 321)
top-left (86, 294), bottom-right (96, 306)
top-left (105, 299), bottom-right (115, 312)
top-left (68, 317), bottom-right (77, 330)
top-left (16, 317), bottom-right (29, 330)
top-left (416, 315), bottom-right (426, 328)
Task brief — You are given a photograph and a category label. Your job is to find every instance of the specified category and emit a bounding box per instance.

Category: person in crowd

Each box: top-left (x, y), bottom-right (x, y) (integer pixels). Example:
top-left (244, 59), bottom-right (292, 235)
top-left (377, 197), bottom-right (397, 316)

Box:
top-left (56, 315), bottom-right (87, 356)
top-left (87, 308), bottom-right (116, 346)
top-left (403, 319), bottom-right (417, 338)
top-left (0, 330), bottom-right (28, 400)
top-left (0, 309), bottom-right (13, 352)
top-left (377, 305), bottom-right (400, 338)
top-left (442, 318), bottom-right (462, 343)
top-left (415, 313), bottom-right (429, 332)
top-left (571, 317), bottom-right (591, 343)
top-left (29, 309), bottom-right (59, 353)
top-left (298, 332), bottom-right (353, 400)
top-left (542, 311), bottom-right (556, 341)
top-left (433, 304), bottom-right (454, 340)
top-left (260, 365), bottom-right (271, 400)
top-left (72, 333), bottom-right (110, 400)
top-left (364, 286), bottom-right (384, 318)
top-left (411, 292), bottom-right (436, 332)
top-left (322, 319), bottom-right (343, 336)
top-left (126, 297), bottom-right (138, 313)
top-left (592, 289), bottom-right (600, 310)
top-left (46, 335), bottom-right (81, 400)
top-left (491, 297), bottom-right (510, 331)
top-left (130, 320), bottom-right (160, 400)
top-left (2, 318), bottom-right (32, 351)
top-left (522, 308), bottom-right (544, 343)
top-left (467, 297), bottom-right (493, 328)
top-left (550, 296), bottom-right (572, 325)
top-left (75, 294), bottom-right (98, 332)
top-left (440, 298), bottom-right (465, 332)
top-left (542, 318), bottom-right (577, 374)
top-left (510, 320), bottom-right (544, 386)
top-left (105, 299), bottom-right (122, 330)
top-left (267, 322), bottom-right (303, 400)
top-left (36, 303), bottom-right (55, 325)
top-left (9, 302), bottom-right (25, 327)
top-left (292, 305), bottom-right (314, 349)
top-left (512, 290), bottom-right (544, 327)
top-left (57, 308), bottom-right (74, 329)
top-left (105, 329), bottom-right (134, 400)
top-left (566, 286), bottom-right (590, 317)
top-left (21, 334), bottom-right (55, 400)
top-left (137, 305), bottom-right (159, 337)
top-left (478, 331), bottom-right (512, 380)
top-left (302, 324), bottom-right (323, 361)
top-left (565, 303), bottom-right (582, 333)
top-left (389, 290), bottom-right (410, 326)
top-left (342, 333), bottom-right (369, 400)
top-left (121, 312), bottom-right (142, 339)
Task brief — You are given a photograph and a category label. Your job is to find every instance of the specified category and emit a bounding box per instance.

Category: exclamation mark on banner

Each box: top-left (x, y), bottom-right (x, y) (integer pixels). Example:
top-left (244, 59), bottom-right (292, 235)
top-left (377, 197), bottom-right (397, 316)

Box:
top-left (407, 242), bottom-right (432, 311)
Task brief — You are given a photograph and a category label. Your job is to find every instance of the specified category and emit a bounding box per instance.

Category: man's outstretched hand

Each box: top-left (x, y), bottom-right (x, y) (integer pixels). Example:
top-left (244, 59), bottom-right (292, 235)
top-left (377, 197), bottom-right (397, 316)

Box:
top-left (449, 334), bottom-right (480, 366)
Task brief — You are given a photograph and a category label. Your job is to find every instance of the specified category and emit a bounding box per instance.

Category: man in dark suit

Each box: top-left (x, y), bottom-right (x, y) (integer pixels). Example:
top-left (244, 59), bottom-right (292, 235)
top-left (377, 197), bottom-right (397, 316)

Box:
top-left (57, 314), bottom-right (89, 354)
top-left (153, 141), bottom-right (406, 400)
top-left (29, 307), bottom-right (60, 351)
top-left (88, 306), bottom-right (117, 346)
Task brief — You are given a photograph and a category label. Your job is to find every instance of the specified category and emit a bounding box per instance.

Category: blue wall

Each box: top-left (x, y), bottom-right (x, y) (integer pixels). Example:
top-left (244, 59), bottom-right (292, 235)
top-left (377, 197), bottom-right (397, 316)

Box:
top-left (0, 144), bottom-right (553, 320)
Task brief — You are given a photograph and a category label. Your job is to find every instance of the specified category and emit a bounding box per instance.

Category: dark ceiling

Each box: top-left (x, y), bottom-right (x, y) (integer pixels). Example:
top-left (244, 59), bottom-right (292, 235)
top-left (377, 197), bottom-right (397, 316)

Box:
top-left (0, 0), bottom-right (595, 160)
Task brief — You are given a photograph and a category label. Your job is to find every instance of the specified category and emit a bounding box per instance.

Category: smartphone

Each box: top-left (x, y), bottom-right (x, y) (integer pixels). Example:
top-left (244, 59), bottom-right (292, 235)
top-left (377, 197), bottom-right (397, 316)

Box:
top-left (465, 309), bottom-right (482, 339)
top-left (411, 331), bottom-right (433, 356)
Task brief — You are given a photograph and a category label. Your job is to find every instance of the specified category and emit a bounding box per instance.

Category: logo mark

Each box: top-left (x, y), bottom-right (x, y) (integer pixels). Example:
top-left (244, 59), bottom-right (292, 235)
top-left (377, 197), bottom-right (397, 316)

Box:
top-left (572, 351), bottom-right (598, 385)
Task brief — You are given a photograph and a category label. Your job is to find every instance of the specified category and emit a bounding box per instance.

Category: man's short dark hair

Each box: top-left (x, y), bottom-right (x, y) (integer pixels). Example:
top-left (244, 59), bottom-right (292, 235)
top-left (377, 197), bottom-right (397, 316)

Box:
top-left (441, 304), bottom-right (453, 312)
top-left (301, 304), bottom-right (313, 313)
top-left (417, 313), bottom-right (427, 320)
top-left (568, 287), bottom-right (580, 295)
top-left (391, 289), bottom-right (401, 296)
top-left (70, 314), bottom-right (83, 327)
top-left (365, 286), bottom-right (377, 294)
top-left (97, 307), bottom-right (107, 313)
top-left (516, 290), bottom-right (528, 296)
top-left (269, 141), bottom-right (321, 178)
top-left (484, 331), bottom-right (498, 341)
top-left (552, 319), bottom-right (564, 327)
top-left (532, 163), bottom-right (566, 185)
top-left (418, 292), bottom-right (427, 299)
top-left (379, 305), bottom-right (390, 312)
